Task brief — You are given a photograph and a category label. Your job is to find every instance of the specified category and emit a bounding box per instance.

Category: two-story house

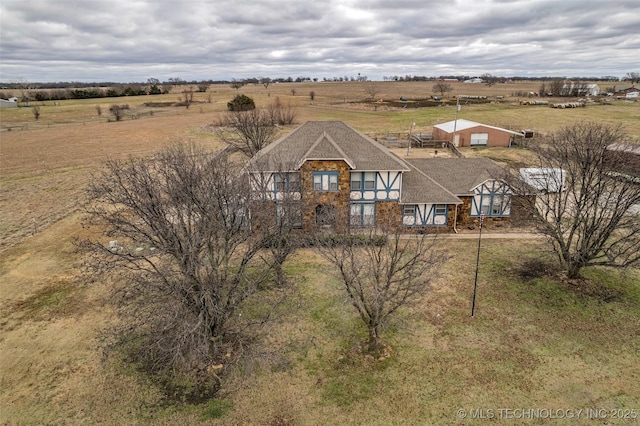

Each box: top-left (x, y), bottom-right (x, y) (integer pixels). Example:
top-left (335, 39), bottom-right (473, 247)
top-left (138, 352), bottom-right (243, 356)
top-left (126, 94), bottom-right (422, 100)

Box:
top-left (246, 121), bottom-right (514, 232)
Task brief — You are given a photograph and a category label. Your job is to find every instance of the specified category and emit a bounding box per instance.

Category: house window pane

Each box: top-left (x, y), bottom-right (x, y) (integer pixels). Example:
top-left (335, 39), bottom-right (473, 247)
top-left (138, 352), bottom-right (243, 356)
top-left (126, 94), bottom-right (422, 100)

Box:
top-left (364, 172), bottom-right (376, 190)
top-left (435, 204), bottom-right (447, 215)
top-left (363, 203), bottom-right (375, 225)
top-left (289, 173), bottom-right (300, 191)
top-left (329, 174), bottom-right (338, 191)
top-left (350, 204), bottom-right (361, 225)
top-left (276, 203), bottom-right (301, 227)
top-left (350, 203), bottom-right (375, 226)
top-left (481, 196), bottom-right (491, 214)
top-left (351, 173), bottom-right (362, 190)
top-left (403, 206), bottom-right (415, 215)
top-left (492, 196), bottom-right (502, 215)
top-left (313, 172), bottom-right (338, 192)
top-left (313, 174), bottom-right (322, 191)
top-left (274, 174), bottom-right (285, 191)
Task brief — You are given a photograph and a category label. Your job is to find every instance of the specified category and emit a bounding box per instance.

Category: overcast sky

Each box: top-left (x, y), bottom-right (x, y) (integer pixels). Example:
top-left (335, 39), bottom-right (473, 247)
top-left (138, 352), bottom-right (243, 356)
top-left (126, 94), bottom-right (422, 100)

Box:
top-left (1, 0), bottom-right (638, 83)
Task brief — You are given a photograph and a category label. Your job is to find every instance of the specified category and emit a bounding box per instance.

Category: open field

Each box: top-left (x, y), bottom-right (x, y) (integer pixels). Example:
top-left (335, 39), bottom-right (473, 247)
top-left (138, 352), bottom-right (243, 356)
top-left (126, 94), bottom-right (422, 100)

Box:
top-left (1, 80), bottom-right (639, 424)
top-left (1, 214), bottom-right (638, 424)
top-left (2, 80), bottom-right (638, 250)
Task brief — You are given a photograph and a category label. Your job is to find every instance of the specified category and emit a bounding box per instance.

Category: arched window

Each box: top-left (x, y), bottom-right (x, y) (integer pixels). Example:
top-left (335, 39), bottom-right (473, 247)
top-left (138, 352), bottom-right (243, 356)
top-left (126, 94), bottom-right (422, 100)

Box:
top-left (315, 204), bottom-right (336, 226)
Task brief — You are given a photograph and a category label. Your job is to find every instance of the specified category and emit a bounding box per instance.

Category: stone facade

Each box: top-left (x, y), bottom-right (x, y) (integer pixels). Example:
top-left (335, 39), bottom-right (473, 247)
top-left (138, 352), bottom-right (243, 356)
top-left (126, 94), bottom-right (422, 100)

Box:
top-left (300, 160), bottom-right (351, 230)
top-left (375, 200), bottom-right (401, 229)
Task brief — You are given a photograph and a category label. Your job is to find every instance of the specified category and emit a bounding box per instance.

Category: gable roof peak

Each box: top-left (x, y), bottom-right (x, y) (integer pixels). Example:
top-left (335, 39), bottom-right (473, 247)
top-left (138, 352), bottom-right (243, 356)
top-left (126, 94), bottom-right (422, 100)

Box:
top-left (297, 130), bottom-right (355, 169)
top-left (248, 120), bottom-right (410, 172)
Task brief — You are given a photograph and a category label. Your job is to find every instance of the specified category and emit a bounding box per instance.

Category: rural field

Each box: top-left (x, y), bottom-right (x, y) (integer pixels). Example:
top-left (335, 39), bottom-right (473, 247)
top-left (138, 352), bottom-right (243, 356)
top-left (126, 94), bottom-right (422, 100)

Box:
top-left (1, 80), bottom-right (639, 424)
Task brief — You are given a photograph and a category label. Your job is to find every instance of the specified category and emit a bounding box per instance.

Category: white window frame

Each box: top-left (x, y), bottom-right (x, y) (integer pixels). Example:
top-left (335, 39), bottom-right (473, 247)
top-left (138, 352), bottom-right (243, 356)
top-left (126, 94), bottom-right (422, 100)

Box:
top-left (313, 172), bottom-right (338, 192)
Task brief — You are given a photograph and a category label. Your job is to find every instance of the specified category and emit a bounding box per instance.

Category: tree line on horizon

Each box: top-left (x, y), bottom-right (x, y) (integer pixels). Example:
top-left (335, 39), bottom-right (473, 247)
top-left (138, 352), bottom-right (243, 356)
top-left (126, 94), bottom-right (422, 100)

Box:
top-left (2, 72), bottom-right (637, 103)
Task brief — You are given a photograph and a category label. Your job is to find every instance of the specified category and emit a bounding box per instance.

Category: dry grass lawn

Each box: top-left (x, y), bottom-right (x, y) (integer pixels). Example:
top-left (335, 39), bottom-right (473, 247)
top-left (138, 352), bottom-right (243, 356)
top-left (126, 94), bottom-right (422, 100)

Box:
top-left (1, 80), bottom-right (639, 424)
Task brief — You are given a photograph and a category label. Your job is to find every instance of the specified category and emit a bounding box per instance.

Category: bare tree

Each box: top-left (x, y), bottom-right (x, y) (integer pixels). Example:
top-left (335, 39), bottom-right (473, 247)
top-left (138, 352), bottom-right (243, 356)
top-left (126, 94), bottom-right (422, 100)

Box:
top-left (538, 81), bottom-right (547, 96)
top-left (548, 78), bottom-right (565, 96)
top-left (109, 104), bottom-right (124, 121)
top-left (82, 144), bottom-right (288, 395)
top-left (315, 225), bottom-right (447, 352)
top-left (216, 108), bottom-right (277, 157)
top-left (31, 105), bottom-right (41, 120)
top-left (95, 105), bottom-right (102, 116)
top-left (432, 82), bottom-right (452, 97)
top-left (197, 81), bottom-right (210, 93)
top-left (364, 83), bottom-right (379, 101)
top-left (230, 79), bottom-right (245, 91)
top-left (266, 97), bottom-right (297, 126)
top-left (480, 73), bottom-right (499, 87)
top-left (260, 77), bottom-right (272, 91)
top-left (248, 159), bottom-right (303, 286)
top-left (14, 78), bottom-right (35, 105)
top-left (507, 122), bottom-right (640, 279)
top-left (167, 77), bottom-right (184, 92)
top-left (180, 86), bottom-right (195, 109)
top-left (625, 72), bottom-right (640, 84)
top-left (147, 77), bottom-right (161, 95)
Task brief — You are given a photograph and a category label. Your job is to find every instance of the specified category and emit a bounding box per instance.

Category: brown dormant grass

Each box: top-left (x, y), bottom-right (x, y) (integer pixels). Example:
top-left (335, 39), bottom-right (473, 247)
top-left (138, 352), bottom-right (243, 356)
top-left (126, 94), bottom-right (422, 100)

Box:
top-left (1, 79), bottom-right (639, 424)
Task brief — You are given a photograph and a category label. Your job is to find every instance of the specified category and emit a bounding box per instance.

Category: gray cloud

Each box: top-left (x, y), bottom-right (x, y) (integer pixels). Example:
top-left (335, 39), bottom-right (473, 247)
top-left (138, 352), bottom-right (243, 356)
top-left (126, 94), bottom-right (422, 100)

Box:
top-left (1, 0), bottom-right (638, 82)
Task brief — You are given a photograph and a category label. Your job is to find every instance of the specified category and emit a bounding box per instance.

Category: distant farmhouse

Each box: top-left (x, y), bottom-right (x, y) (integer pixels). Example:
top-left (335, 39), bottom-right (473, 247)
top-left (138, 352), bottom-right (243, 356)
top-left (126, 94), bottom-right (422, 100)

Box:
top-left (246, 121), bottom-right (523, 232)
top-left (432, 119), bottom-right (523, 148)
top-left (0, 97), bottom-right (18, 108)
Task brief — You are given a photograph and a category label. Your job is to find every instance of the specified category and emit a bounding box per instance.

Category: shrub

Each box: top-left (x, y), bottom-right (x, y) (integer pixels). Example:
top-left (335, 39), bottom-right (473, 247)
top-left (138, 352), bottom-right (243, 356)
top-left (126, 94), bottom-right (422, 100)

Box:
top-left (227, 94), bottom-right (255, 111)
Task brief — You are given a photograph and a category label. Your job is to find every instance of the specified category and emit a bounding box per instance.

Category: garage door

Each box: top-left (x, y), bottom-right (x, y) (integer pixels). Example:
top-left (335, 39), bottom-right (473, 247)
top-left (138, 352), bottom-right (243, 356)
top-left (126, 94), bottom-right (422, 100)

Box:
top-left (470, 133), bottom-right (488, 146)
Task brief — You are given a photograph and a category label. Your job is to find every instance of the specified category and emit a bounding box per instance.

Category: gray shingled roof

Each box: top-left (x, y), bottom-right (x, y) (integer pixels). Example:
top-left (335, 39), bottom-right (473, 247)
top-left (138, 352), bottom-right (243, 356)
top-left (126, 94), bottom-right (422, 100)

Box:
top-left (247, 121), bottom-right (409, 172)
top-left (405, 158), bottom-right (506, 195)
top-left (401, 163), bottom-right (461, 204)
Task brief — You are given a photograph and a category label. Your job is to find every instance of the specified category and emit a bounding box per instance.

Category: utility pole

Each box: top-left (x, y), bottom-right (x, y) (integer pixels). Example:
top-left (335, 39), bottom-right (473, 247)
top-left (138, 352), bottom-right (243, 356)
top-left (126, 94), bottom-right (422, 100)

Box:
top-left (451, 96), bottom-right (461, 147)
top-left (406, 122), bottom-right (415, 156)
top-left (471, 211), bottom-right (484, 317)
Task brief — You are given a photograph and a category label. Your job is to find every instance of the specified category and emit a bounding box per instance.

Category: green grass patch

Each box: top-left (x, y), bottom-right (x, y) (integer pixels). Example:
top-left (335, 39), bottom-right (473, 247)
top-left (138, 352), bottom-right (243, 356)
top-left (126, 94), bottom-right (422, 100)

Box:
top-left (199, 399), bottom-right (233, 420)
top-left (10, 280), bottom-right (79, 320)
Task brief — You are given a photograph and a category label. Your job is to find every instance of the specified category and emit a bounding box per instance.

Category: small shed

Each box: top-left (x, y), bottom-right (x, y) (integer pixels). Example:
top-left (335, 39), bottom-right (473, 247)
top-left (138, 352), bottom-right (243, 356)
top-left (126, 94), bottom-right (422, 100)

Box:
top-left (432, 119), bottom-right (523, 148)
top-left (0, 98), bottom-right (18, 108)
